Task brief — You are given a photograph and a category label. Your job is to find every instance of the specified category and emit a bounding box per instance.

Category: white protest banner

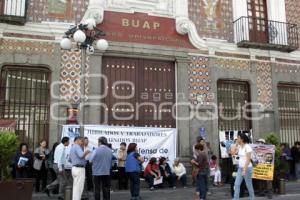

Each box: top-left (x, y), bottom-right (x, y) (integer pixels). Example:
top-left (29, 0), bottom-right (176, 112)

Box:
top-left (61, 125), bottom-right (80, 169)
top-left (84, 125), bottom-right (177, 167)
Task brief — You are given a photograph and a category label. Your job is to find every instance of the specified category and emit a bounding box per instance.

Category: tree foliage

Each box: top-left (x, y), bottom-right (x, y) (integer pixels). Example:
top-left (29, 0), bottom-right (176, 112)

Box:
top-left (0, 132), bottom-right (19, 181)
top-left (265, 133), bottom-right (288, 175)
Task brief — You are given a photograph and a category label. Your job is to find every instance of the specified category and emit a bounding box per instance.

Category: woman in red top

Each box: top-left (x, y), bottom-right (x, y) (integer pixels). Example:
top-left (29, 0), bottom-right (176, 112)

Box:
top-left (144, 157), bottom-right (161, 191)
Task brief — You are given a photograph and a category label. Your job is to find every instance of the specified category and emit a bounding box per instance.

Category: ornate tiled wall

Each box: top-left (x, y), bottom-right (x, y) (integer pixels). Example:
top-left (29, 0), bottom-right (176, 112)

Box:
top-left (275, 63), bottom-right (300, 74)
top-left (27, 0), bottom-right (87, 23)
top-left (84, 56), bottom-right (90, 99)
top-left (0, 38), bottom-right (55, 56)
top-left (286, 0), bottom-right (300, 46)
top-left (255, 61), bottom-right (273, 109)
top-left (60, 50), bottom-right (90, 103)
top-left (188, 0), bottom-right (234, 41)
top-left (188, 56), bottom-right (211, 105)
top-left (214, 58), bottom-right (250, 71)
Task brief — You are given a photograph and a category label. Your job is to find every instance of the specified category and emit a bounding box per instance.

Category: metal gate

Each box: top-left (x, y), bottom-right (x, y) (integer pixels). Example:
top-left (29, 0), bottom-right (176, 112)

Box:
top-left (278, 84), bottom-right (300, 146)
top-left (102, 57), bottom-right (176, 128)
top-left (217, 80), bottom-right (252, 131)
top-left (0, 66), bottom-right (50, 149)
top-left (217, 80), bottom-right (252, 183)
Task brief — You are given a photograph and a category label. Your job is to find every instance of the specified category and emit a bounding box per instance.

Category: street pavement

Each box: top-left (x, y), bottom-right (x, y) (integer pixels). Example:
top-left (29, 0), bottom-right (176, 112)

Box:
top-left (32, 181), bottom-right (300, 200)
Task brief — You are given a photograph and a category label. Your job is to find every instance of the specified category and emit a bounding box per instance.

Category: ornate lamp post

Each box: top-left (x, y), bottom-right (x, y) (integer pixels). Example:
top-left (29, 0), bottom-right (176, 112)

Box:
top-left (60, 18), bottom-right (109, 53)
top-left (60, 18), bottom-right (108, 134)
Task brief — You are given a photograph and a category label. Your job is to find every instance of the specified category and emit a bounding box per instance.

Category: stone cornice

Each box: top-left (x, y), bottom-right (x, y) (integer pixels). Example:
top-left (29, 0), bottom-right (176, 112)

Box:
top-left (0, 22), bottom-right (71, 42)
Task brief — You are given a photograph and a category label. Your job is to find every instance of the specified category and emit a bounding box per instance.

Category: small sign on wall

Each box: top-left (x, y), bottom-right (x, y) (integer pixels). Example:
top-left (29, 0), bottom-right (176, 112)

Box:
top-left (66, 108), bottom-right (78, 124)
top-left (199, 127), bottom-right (206, 139)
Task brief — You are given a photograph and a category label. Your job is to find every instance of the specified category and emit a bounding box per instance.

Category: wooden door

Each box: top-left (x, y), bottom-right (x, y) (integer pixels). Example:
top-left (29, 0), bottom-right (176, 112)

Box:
top-left (247, 0), bottom-right (268, 43)
top-left (102, 57), bottom-right (176, 128)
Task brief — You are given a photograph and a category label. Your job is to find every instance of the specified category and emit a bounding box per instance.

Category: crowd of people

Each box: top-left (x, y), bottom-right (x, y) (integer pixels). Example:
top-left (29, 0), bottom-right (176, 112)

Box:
top-left (280, 141), bottom-right (300, 180)
top-left (11, 136), bottom-right (189, 200)
top-left (10, 133), bottom-right (300, 200)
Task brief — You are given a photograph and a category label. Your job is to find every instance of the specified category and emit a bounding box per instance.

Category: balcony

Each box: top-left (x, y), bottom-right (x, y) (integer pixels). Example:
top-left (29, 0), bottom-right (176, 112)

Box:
top-left (0, 0), bottom-right (28, 25)
top-left (234, 16), bottom-right (299, 52)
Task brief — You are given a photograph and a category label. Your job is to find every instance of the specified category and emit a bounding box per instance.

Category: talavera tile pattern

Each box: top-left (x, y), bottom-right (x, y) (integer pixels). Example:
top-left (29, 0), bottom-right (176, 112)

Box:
top-left (255, 61), bottom-right (273, 109)
top-left (214, 58), bottom-right (250, 70)
top-left (84, 55), bottom-right (90, 99)
top-left (0, 38), bottom-right (55, 56)
top-left (60, 50), bottom-right (90, 103)
top-left (275, 63), bottom-right (300, 74)
top-left (188, 56), bottom-right (212, 105)
top-left (188, 0), bottom-right (234, 42)
top-left (27, 0), bottom-right (87, 23)
top-left (285, 0), bottom-right (300, 47)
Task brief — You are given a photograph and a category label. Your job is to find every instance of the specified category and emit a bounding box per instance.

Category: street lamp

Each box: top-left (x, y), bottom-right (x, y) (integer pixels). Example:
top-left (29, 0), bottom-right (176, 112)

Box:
top-left (60, 18), bottom-right (108, 137)
top-left (60, 18), bottom-right (109, 53)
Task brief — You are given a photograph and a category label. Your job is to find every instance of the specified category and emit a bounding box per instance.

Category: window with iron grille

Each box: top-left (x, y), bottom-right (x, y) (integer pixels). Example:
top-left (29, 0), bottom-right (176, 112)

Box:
top-left (217, 80), bottom-right (252, 131)
top-left (278, 84), bottom-right (300, 146)
top-left (0, 66), bottom-right (50, 149)
top-left (0, 0), bottom-right (28, 25)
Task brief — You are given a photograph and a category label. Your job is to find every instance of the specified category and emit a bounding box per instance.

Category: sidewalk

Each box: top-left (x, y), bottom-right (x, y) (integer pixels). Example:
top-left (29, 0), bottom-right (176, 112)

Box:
top-left (32, 181), bottom-right (300, 200)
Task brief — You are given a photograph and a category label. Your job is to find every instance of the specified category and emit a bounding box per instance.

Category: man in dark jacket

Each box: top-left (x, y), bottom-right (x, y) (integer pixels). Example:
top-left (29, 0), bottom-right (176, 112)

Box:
top-left (90, 137), bottom-right (113, 200)
top-left (292, 141), bottom-right (300, 180)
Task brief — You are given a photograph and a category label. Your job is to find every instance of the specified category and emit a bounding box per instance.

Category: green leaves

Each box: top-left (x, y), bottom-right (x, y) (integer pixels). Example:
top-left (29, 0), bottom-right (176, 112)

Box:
top-left (265, 133), bottom-right (286, 174)
top-left (0, 132), bottom-right (19, 181)
top-left (265, 133), bottom-right (280, 146)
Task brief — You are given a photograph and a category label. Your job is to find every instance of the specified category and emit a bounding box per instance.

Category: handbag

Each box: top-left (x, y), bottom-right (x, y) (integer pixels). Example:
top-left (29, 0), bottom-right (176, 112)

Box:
top-left (251, 149), bottom-right (259, 167)
top-left (251, 158), bottom-right (258, 167)
top-left (191, 164), bottom-right (199, 177)
top-left (33, 158), bottom-right (43, 170)
top-left (33, 147), bottom-right (45, 170)
top-left (210, 167), bottom-right (216, 176)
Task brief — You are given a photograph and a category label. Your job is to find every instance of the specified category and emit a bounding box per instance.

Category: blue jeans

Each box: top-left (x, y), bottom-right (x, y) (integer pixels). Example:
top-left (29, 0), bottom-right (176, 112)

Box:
top-left (233, 167), bottom-right (255, 200)
top-left (197, 173), bottom-right (208, 199)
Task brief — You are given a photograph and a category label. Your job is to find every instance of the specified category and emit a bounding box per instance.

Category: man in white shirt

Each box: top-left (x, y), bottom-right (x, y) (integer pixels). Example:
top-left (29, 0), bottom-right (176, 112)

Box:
top-left (173, 158), bottom-right (187, 188)
top-left (45, 137), bottom-right (70, 199)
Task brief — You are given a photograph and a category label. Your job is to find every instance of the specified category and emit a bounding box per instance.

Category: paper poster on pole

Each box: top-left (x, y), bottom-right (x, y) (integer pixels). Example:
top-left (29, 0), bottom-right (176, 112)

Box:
top-left (199, 127), bottom-right (206, 139)
top-left (219, 130), bottom-right (236, 158)
top-left (251, 144), bottom-right (275, 180)
top-left (219, 130), bottom-right (253, 158)
top-left (83, 125), bottom-right (177, 168)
